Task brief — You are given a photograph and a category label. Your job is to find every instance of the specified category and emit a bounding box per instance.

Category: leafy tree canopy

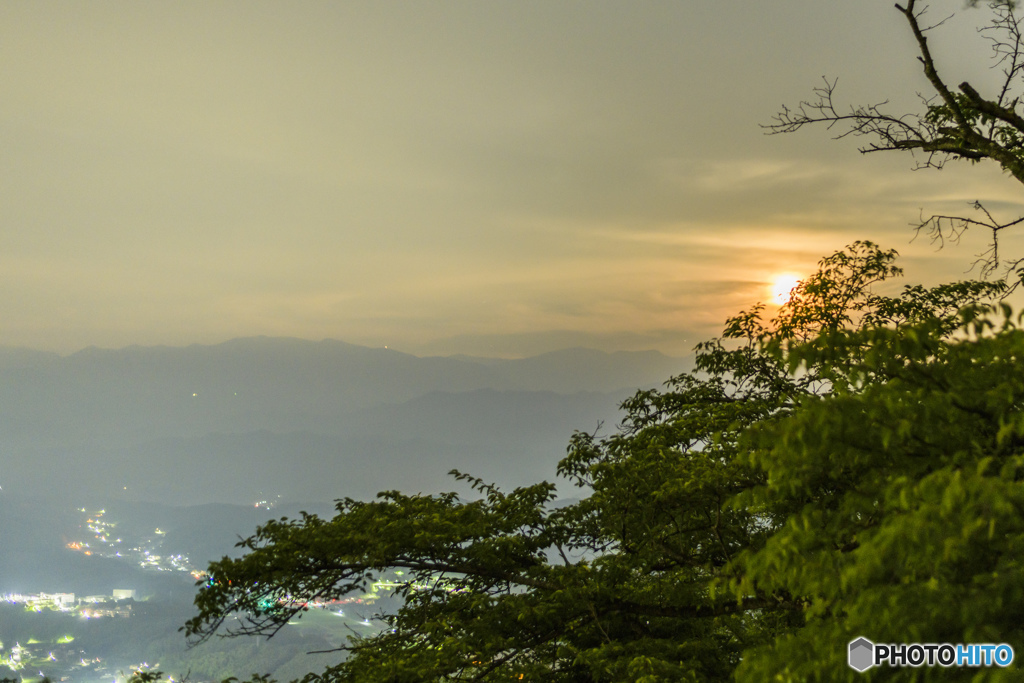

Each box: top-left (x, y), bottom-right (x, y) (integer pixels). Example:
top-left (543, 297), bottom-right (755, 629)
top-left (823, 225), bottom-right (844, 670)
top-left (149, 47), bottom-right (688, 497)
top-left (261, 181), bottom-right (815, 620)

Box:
top-left (180, 242), bottom-right (1024, 682)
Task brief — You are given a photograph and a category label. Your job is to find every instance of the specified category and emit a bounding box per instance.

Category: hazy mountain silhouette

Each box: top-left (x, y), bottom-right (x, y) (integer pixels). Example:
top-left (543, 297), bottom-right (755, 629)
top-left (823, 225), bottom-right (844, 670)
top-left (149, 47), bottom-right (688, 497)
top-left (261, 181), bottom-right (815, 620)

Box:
top-left (0, 338), bottom-right (690, 505)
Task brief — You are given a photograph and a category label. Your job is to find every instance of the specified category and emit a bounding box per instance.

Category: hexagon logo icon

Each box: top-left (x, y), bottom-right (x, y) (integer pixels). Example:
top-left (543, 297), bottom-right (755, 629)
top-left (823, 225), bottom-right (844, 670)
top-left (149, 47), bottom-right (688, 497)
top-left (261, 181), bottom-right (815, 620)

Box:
top-left (849, 637), bottom-right (874, 672)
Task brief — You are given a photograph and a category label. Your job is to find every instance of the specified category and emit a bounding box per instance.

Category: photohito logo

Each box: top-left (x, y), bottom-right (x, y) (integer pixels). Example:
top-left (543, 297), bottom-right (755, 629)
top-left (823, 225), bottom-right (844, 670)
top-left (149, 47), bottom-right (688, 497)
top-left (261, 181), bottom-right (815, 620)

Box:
top-left (848, 637), bottom-right (1014, 671)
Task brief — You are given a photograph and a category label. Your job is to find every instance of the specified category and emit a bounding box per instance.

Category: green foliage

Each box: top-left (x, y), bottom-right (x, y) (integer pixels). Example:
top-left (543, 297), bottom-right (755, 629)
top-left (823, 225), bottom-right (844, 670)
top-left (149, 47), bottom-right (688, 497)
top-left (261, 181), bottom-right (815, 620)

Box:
top-left (127, 672), bottom-right (165, 683)
top-left (126, 672), bottom-right (277, 683)
top-left (731, 304), bottom-right (1024, 681)
top-left (183, 242), bottom-right (1021, 681)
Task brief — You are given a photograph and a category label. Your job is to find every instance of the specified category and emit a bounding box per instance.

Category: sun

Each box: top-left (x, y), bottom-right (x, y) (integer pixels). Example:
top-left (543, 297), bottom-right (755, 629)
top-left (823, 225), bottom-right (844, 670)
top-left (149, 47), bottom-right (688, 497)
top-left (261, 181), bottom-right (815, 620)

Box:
top-left (770, 274), bottom-right (801, 305)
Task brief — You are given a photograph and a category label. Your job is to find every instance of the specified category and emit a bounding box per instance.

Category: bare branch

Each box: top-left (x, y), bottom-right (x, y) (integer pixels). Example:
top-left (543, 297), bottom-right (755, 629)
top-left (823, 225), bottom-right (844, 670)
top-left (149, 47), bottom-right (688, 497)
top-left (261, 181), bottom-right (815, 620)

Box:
top-left (768, 1), bottom-right (1024, 276)
top-left (913, 201), bottom-right (1024, 277)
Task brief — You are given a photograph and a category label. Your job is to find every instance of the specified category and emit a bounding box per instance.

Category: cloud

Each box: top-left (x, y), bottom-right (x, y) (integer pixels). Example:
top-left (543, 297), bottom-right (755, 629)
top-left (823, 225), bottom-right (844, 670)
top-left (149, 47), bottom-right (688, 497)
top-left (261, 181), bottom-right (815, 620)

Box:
top-left (0, 1), bottom-right (1018, 356)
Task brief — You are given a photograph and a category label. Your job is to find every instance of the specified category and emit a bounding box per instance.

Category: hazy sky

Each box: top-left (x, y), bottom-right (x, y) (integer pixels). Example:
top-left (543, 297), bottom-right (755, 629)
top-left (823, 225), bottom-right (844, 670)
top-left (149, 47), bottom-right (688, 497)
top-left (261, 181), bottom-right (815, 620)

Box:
top-left (3, 1), bottom-right (1023, 357)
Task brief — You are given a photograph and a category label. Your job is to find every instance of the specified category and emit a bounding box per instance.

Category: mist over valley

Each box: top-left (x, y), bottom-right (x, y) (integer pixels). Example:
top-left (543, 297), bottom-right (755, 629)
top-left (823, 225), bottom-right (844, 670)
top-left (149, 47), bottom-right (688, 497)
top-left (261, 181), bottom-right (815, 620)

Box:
top-left (0, 337), bottom-right (688, 506)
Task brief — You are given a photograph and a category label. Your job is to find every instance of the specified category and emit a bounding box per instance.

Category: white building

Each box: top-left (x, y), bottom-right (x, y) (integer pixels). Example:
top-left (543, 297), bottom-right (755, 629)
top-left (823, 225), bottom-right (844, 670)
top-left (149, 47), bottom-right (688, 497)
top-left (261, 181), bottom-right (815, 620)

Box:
top-left (39, 592), bottom-right (75, 609)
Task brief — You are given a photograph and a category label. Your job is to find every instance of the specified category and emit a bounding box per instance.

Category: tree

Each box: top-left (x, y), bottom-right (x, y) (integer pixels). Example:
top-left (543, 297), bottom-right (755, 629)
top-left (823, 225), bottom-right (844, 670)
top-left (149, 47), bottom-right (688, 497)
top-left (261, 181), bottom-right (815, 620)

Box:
top-left (182, 242), bottom-right (1022, 681)
top-left (729, 283), bottom-right (1024, 681)
top-left (766, 0), bottom-right (1024, 277)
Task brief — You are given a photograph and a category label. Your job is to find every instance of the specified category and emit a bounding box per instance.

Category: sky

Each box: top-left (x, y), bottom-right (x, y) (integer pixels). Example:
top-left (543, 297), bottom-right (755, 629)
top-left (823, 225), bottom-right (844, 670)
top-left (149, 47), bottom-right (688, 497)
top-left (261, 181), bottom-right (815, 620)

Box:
top-left (3, 1), bottom-right (1024, 358)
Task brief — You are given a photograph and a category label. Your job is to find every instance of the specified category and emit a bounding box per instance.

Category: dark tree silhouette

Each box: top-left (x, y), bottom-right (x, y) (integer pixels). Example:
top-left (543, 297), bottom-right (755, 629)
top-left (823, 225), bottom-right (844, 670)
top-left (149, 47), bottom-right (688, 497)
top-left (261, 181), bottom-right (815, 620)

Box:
top-left (766, 0), bottom-right (1024, 278)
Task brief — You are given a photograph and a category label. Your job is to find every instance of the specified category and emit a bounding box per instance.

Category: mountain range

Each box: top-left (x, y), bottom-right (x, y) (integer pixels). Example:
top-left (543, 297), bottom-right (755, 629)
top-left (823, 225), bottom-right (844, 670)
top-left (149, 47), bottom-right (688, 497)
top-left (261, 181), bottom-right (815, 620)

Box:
top-left (0, 337), bottom-right (691, 506)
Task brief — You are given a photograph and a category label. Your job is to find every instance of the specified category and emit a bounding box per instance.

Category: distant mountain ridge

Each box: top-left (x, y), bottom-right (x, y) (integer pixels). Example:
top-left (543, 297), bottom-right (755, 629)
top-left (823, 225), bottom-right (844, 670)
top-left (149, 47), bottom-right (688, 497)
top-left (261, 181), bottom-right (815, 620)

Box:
top-left (0, 337), bottom-right (691, 505)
